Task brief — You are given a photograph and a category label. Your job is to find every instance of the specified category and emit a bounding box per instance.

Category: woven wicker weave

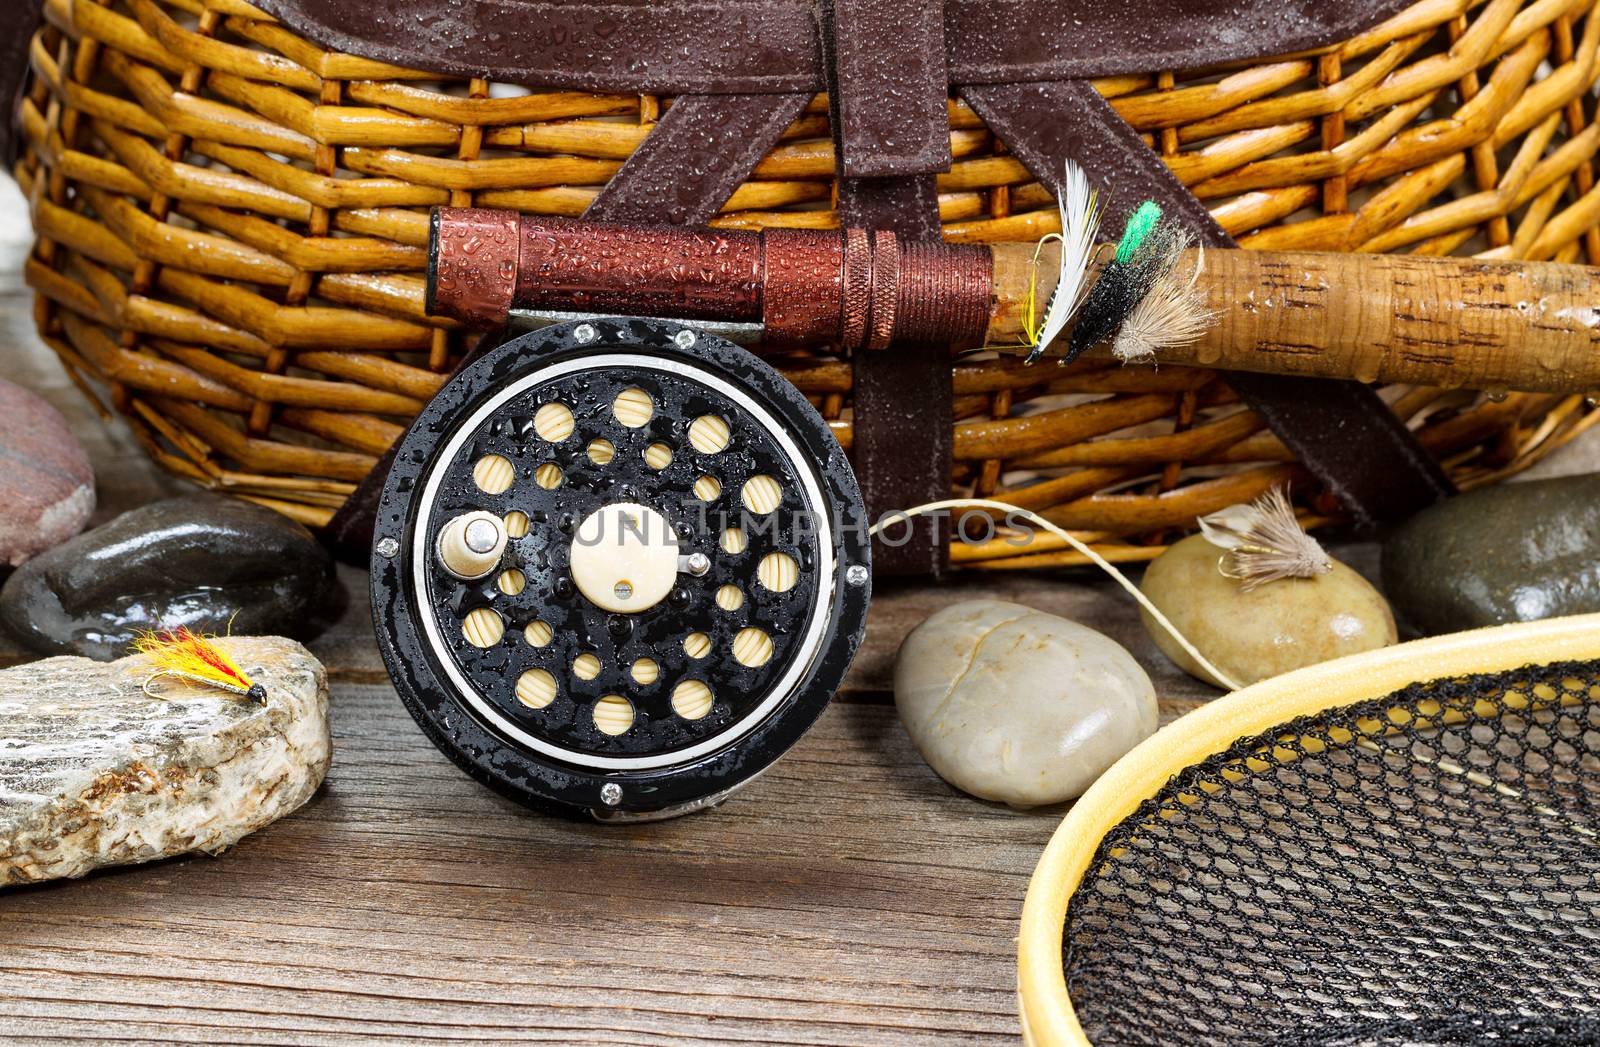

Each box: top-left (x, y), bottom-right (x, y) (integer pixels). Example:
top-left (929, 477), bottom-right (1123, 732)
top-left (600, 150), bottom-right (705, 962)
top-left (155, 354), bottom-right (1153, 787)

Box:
top-left (15, 0), bottom-right (1600, 567)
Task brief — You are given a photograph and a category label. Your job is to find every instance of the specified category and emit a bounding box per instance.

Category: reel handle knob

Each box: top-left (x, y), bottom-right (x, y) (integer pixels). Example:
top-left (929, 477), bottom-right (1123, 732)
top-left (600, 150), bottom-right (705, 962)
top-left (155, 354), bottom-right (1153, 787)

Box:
top-left (436, 511), bottom-right (507, 580)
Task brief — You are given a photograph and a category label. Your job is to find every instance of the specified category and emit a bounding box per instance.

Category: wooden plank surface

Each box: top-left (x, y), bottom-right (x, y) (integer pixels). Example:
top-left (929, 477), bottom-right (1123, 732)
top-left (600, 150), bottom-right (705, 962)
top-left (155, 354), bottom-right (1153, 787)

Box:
top-left (2, 175), bottom-right (1592, 1045)
top-left (1, 687), bottom-right (1056, 1044)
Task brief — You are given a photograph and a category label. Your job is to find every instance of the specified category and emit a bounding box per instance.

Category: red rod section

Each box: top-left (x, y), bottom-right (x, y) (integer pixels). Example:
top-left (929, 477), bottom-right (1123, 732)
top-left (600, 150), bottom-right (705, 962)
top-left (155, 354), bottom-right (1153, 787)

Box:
top-left (428, 208), bottom-right (992, 349)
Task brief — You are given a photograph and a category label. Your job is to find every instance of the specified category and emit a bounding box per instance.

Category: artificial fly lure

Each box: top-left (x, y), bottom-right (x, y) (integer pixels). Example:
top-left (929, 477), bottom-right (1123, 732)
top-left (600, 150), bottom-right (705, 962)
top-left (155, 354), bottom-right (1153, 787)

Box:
top-left (1017, 182), bottom-right (1220, 367)
top-left (1111, 232), bottom-right (1216, 365)
top-left (1061, 200), bottom-right (1181, 365)
top-left (1023, 160), bottom-right (1103, 364)
top-left (1197, 486), bottom-right (1332, 591)
top-left (134, 626), bottom-right (267, 704)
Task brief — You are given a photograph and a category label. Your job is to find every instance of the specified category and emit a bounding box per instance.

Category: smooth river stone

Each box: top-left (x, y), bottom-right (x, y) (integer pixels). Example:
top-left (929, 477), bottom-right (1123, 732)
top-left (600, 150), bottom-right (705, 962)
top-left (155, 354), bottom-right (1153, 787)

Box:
top-left (1140, 533), bottom-right (1396, 688)
top-left (0, 636), bottom-right (330, 886)
top-left (895, 600), bottom-right (1157, 808)
top-left (1381, 474), bottom-right (1600, 635)
top-left (0, 494), bottom-right (337, 660)
top-left (0, 379), bottom-right (94, 566)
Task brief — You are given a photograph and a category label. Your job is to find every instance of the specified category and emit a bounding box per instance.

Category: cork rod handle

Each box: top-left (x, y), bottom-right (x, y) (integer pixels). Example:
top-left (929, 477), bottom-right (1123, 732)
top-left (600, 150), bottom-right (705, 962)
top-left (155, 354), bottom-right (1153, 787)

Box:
top-left (988, 242), bottom-right (1600, 394)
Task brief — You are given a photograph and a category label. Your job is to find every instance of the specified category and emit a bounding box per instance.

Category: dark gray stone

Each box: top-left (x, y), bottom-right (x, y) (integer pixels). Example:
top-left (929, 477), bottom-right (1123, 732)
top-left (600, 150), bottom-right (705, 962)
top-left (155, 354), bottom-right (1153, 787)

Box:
top-left (0, 495), bottom-right (338, 660)
top-left (1381, 474), bottom-right (1600, 636)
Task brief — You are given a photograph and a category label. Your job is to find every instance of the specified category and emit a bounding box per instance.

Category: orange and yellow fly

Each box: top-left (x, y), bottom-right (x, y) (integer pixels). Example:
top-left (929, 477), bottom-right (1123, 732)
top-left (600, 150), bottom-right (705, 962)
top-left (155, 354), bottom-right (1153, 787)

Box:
top-left (133, 627), bottom-right (267, 704)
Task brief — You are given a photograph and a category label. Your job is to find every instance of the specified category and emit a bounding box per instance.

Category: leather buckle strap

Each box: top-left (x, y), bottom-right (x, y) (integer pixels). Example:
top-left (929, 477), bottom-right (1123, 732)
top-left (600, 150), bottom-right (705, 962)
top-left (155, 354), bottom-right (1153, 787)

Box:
top-left (824, 0), bottom-right (951, 179)
top-left (584, 93), bottom-right (811, 226)
top-left (822, 0), bottom-right (956, 576)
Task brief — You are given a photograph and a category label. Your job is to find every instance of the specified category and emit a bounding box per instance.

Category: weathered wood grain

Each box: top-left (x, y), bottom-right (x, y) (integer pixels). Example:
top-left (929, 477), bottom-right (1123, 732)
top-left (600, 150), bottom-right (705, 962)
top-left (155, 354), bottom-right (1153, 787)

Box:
top-left (0, 683), bottom-right (1060, 1044)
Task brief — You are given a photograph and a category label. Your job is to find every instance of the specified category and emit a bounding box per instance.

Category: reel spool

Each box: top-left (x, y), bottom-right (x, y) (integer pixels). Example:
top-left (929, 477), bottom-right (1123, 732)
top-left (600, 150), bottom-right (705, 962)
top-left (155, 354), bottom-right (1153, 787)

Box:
top-left (371, 319), bottom-right (871, 821)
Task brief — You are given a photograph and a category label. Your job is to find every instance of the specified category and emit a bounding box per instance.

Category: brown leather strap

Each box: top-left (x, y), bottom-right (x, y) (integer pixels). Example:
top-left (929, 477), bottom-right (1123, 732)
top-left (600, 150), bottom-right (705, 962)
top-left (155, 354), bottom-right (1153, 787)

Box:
top-left (0, 0), bottom-right (44, 166)
top-left (248, 0), bottom-right (1415, 97)
top-left (841, 208), bottom-right (952, 584)
top-left (963, 78), bottom-right (1455, 526)
top-left (963, 80), bottom-right (1223, 245)
top-left (852, 331), bottom-right (954, 573)
top-left (825, 0), bottom-right (947, 582)
top-left (1225, 371), bottom-right (1455, 525)
top-left (827, 0), bottom-right (950, 178)
top-left (585, 93), bottom-right (811, 226)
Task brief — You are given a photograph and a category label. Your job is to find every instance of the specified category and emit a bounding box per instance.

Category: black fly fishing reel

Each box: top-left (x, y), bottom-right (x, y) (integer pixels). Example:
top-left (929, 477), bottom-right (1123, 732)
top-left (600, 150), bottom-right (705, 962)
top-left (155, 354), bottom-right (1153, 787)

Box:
top-left (371, 319), bottom-right (871, 820)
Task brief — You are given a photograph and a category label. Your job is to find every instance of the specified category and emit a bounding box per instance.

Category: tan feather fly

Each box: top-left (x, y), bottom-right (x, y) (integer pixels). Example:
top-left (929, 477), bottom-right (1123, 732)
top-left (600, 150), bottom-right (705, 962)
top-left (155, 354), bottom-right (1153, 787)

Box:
top-left (1111, 234), bottom-right (1217, 365)
top-left (1197, 486), bottom-right (1332, 591)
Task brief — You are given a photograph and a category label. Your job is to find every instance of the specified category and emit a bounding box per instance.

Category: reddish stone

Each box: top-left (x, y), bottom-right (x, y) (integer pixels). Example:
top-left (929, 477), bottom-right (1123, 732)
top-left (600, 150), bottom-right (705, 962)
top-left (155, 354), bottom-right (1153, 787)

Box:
top-left (0, 379), bottom-right (94, 566)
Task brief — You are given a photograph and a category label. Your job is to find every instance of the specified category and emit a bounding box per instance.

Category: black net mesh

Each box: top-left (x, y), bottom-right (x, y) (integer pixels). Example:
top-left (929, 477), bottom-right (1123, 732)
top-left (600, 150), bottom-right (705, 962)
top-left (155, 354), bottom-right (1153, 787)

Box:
top-left (1063, 658), bottom-right (1600, 1047)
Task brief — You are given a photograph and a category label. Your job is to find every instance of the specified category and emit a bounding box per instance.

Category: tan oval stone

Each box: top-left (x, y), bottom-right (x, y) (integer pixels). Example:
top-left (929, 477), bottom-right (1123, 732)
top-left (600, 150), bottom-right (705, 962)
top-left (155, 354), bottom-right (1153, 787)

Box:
top-left (894, 600), bottom-right (1157, 808)
top-left (1139, 533), bottom-right (1397, 688)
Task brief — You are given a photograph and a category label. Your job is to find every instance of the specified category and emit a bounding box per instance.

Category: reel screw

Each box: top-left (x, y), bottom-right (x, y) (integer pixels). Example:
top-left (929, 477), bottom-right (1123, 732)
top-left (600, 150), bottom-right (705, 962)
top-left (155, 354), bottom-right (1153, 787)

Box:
top-left (574, 323), bottom-right (597, 344)
top-left (684, 552), bottom-right (711, 577)
top-left (846, 564), bottom-right (869, 586)
top-left (376, 537), bottom-right (399, 559)
top-left (464, 519), bottom-right (500, 554)
top-left (600, 782), bottom-right (623, 806)
top-left (674, 329), bottom-right (697, 349)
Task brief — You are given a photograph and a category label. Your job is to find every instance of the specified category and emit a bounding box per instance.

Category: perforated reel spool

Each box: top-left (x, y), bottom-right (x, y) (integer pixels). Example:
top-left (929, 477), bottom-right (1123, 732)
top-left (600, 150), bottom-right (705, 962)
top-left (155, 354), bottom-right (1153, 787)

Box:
top-left (371, 319), bottom-right (871, 820)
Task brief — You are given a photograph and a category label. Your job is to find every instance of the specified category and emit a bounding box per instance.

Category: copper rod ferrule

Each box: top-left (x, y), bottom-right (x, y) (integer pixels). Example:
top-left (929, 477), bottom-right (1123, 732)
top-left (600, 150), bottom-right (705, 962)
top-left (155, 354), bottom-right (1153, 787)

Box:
top-left (895, 239), bottom-right (991, 347)
top-left (517, 218), bottom-right (764, 323)
top-left (866, 230), bottom-right (900, 351)
top-left (839, 227), bottom-right (873, 349)
top-left (762, 229), bottom-right (846, 346)
top-left (428, 208), bottom-right (521, 327)
top-left (428, 208), bottom-right (992, 349)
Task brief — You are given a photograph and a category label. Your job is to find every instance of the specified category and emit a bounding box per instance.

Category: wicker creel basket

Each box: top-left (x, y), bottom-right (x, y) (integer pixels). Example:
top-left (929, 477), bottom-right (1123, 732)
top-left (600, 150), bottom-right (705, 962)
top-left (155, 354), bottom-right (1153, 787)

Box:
top-left (15, 0), bottom-right (1600, 567)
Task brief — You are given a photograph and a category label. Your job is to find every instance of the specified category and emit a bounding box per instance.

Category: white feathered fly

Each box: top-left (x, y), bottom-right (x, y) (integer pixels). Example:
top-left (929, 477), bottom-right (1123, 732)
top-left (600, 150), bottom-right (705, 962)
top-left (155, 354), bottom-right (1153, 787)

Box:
top-left (1025, 160), bottom-right (1103, 364)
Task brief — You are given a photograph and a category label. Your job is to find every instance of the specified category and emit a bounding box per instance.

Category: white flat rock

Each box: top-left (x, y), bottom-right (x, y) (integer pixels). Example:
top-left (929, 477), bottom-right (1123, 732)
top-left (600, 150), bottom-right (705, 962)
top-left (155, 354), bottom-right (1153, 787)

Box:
top-left (0, 636), bottom-right (330, 886)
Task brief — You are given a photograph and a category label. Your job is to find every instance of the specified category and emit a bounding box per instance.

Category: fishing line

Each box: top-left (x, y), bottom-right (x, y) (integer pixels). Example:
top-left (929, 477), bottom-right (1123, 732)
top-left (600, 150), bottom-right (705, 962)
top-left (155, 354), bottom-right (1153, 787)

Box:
top-left (872, 498), bottom-right (1243, 691)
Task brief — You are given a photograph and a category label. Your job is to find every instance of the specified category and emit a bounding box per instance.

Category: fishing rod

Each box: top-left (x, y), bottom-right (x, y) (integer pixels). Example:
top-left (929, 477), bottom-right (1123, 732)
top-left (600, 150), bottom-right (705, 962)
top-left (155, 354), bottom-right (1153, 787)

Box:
top-left (428, 206), bottom-right (1600, 396)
